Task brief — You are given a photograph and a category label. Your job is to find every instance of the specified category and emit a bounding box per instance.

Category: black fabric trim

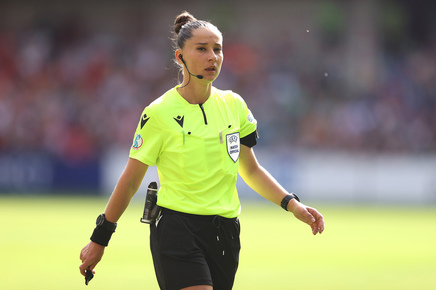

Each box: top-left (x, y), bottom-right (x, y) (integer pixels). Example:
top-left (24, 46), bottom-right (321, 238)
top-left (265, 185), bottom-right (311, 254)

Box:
top-left (199, 104), bottom-right (208, 125)
top-left (240, 130), bottom-right (258, 148)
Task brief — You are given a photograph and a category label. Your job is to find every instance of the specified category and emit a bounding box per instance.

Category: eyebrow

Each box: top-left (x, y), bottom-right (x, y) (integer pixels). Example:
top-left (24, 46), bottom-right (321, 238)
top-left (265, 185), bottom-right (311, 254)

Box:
top-left (195, 42), bottom-right (222, 46)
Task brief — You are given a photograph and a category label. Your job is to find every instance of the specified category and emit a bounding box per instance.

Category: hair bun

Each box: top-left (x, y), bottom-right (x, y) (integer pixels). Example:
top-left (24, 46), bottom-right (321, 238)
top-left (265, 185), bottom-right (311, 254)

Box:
top-left (174, 11), bottom-right (197, 35)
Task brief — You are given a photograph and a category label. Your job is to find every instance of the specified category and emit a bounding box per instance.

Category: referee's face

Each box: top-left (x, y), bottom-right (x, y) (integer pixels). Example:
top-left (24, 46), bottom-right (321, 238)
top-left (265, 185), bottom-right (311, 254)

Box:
top-left (181, 27), bottom-right (223, 82)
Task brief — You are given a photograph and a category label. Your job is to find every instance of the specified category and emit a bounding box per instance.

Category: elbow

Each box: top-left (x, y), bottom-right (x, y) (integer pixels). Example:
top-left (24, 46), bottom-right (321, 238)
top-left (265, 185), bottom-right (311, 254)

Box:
top-left (239, 163), bottom-right (261, 182)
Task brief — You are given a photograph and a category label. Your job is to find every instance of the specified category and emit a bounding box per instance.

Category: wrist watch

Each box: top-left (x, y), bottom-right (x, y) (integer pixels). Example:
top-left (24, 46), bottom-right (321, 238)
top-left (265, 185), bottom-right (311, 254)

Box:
top-left (96, 214), bottom-right (117, 231)
top-left (280, 193), bottom-right (300, 211)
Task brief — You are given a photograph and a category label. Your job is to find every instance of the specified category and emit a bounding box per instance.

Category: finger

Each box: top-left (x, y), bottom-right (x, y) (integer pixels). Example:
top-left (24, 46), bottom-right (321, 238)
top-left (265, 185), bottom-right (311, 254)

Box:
top-left (80, 245), bottom-right (89, 262)
top-left (298, 207), bottom-right (316, 225)
top-left (311, 222), bottom-right (319, 235)
top-left (315, 215), bottom-right (325, 234)
top-left (318, 219), bottom-right (325, 234)
top-left (304, 209), bottom-right (320, 233)
top-left (79, 263), bottom-right (88, 276)
top-left (307, 207), bottom-right (324, 221)
top-left (307, 208), bottom-right (325, 232)
top-left (80, 261), bottom-right (97, 276)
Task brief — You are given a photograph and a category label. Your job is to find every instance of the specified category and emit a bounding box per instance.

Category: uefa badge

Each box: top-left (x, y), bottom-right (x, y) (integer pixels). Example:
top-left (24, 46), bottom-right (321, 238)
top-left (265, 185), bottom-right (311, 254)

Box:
top-left (132, 134), bottom-right (143, 150)
top-left (226, 132), bottom-right (240, 162)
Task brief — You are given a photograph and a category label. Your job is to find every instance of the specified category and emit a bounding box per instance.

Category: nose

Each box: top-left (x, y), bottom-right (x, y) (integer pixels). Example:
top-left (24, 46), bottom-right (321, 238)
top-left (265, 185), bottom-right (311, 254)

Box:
top-left (208, 50), bottom-right (217, 62)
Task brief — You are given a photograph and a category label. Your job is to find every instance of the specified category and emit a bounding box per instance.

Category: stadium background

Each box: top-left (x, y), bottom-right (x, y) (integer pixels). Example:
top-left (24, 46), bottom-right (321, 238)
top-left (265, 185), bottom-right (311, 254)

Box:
top-left (1, 0), bottom-right (435, 203)
top-left (1, 1), bottom-right (436, 289)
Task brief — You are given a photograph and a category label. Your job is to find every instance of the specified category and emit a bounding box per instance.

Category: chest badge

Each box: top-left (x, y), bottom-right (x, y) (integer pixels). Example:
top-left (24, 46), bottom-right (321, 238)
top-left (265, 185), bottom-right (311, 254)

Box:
top-left (226, 132), bottom-right (240, 163)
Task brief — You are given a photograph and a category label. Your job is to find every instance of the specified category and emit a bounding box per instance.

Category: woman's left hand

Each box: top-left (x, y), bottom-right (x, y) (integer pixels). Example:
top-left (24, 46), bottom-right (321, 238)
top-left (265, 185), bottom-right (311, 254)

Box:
top-left (288, 199), bottom-right (325, 235)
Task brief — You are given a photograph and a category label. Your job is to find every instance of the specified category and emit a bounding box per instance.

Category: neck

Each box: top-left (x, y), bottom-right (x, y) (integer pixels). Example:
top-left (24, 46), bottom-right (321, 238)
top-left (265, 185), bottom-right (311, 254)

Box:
top-left (177, 83), bottom-right (212, 104)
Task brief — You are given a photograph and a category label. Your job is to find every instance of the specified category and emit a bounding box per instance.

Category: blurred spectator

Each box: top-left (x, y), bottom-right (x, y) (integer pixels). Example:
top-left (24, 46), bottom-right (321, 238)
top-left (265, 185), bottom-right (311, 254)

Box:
top-left (0, 2), bottom-right (435, 162)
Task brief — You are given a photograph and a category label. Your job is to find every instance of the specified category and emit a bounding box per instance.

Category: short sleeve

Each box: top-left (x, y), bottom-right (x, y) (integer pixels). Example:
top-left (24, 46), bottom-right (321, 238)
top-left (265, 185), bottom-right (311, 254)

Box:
top-left (237, 95), bottom-right (258, 147)
top-left (129, 108), bottom-right (163, 166)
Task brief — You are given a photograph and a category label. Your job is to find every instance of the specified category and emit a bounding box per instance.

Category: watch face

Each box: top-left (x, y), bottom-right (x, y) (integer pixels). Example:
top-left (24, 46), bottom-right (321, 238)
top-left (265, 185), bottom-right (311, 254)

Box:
top-left (96, 214), bottom-right (105, 226)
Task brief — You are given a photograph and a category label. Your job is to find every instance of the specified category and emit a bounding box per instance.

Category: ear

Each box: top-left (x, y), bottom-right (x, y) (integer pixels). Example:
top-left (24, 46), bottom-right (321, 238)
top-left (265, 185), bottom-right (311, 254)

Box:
top-left (175, 50), bottom-right (183, 64)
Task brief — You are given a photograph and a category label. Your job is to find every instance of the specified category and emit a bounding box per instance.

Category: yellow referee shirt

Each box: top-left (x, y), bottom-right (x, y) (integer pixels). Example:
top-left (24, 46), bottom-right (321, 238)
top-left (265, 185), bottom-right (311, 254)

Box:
top-left (129, 85), bottom-right (257, 218)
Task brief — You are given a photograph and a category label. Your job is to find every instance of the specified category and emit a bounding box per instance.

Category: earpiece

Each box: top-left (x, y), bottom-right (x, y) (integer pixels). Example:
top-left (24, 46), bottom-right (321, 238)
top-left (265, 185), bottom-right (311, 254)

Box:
top-left (178, 54), bottom-right (203, 80)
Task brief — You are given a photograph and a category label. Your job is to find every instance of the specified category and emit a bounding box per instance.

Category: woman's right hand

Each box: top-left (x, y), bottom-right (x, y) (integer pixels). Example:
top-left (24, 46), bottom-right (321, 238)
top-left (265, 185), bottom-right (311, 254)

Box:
top-left (79, 241), bottom-right (105, 276)
top-left (78, 158), bottom-right (149, 277)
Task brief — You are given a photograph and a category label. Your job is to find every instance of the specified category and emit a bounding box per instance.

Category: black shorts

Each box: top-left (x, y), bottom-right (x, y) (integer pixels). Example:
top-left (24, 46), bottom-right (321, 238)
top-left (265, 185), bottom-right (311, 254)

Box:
top-left (150, 208), bottom-right (241, 290)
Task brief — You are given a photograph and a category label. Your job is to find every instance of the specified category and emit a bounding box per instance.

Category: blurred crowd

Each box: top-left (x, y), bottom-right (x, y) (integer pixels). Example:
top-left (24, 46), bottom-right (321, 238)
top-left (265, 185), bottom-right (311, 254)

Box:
top-left (0, 13), bottom-right (435, 162)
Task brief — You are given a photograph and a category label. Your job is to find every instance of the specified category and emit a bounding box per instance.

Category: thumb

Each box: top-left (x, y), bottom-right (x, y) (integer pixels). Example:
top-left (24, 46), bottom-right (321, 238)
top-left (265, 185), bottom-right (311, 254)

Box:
top-left (80, 261), bottom-right (97, 276)
top-left (79, 262), bottom-right (89, 276)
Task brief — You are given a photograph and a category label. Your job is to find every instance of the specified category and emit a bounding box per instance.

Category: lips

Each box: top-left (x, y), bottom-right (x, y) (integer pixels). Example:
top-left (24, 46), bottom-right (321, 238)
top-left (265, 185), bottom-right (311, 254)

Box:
top-left (205, 67), bottom-right (216, 72)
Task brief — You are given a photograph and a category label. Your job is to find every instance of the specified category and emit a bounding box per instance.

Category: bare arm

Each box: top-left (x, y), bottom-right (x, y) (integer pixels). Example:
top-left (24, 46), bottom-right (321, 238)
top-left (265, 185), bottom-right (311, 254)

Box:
top-left (104, 158), bottom-right (149, 223)
top-left (79, 158), bottom-right (148, 276)
top-left (238, 145), bottom-right (324, 235)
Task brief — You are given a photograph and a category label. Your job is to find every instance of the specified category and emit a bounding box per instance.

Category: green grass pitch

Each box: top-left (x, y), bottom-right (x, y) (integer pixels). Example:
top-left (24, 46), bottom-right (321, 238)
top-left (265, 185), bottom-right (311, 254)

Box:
top-left (0, 195), bottom-right (435, 289)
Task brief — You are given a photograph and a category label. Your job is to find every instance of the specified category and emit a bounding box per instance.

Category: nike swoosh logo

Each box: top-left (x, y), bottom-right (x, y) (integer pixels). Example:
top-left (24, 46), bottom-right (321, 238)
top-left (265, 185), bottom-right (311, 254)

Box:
top-left (141, 114), bottom-right (150, 129)
top-left (174, 115), bottom-right (184, 128)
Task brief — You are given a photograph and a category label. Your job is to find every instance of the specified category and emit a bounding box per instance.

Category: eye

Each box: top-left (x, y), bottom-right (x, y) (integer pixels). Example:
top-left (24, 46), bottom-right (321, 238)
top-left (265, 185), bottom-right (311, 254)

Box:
top-left (197, 47), bottom-right (206, 51)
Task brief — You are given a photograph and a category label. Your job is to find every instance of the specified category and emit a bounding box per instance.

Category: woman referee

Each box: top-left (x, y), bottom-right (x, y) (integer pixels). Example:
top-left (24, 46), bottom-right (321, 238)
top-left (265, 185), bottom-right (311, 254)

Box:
top-left (79, 11), bottom-right (325, 290)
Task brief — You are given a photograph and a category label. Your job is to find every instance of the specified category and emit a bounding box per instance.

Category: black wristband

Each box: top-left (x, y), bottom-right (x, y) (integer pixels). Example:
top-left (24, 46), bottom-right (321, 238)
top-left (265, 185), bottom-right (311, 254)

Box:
top-left (90, 226), bottom-right (115, 247)
top-left (280, 193), bottom-right (300, 211)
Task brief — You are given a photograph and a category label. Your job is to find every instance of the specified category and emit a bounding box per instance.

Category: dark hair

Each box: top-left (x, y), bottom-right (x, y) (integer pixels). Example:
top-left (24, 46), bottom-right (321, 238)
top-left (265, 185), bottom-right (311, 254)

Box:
top-left (173, 11), bottom-right (220, 49)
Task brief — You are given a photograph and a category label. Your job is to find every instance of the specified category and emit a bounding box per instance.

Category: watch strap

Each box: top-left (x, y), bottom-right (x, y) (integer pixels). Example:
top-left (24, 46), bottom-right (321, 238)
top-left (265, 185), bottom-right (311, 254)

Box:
top-left (280, 193), bottom-right (300, 211)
